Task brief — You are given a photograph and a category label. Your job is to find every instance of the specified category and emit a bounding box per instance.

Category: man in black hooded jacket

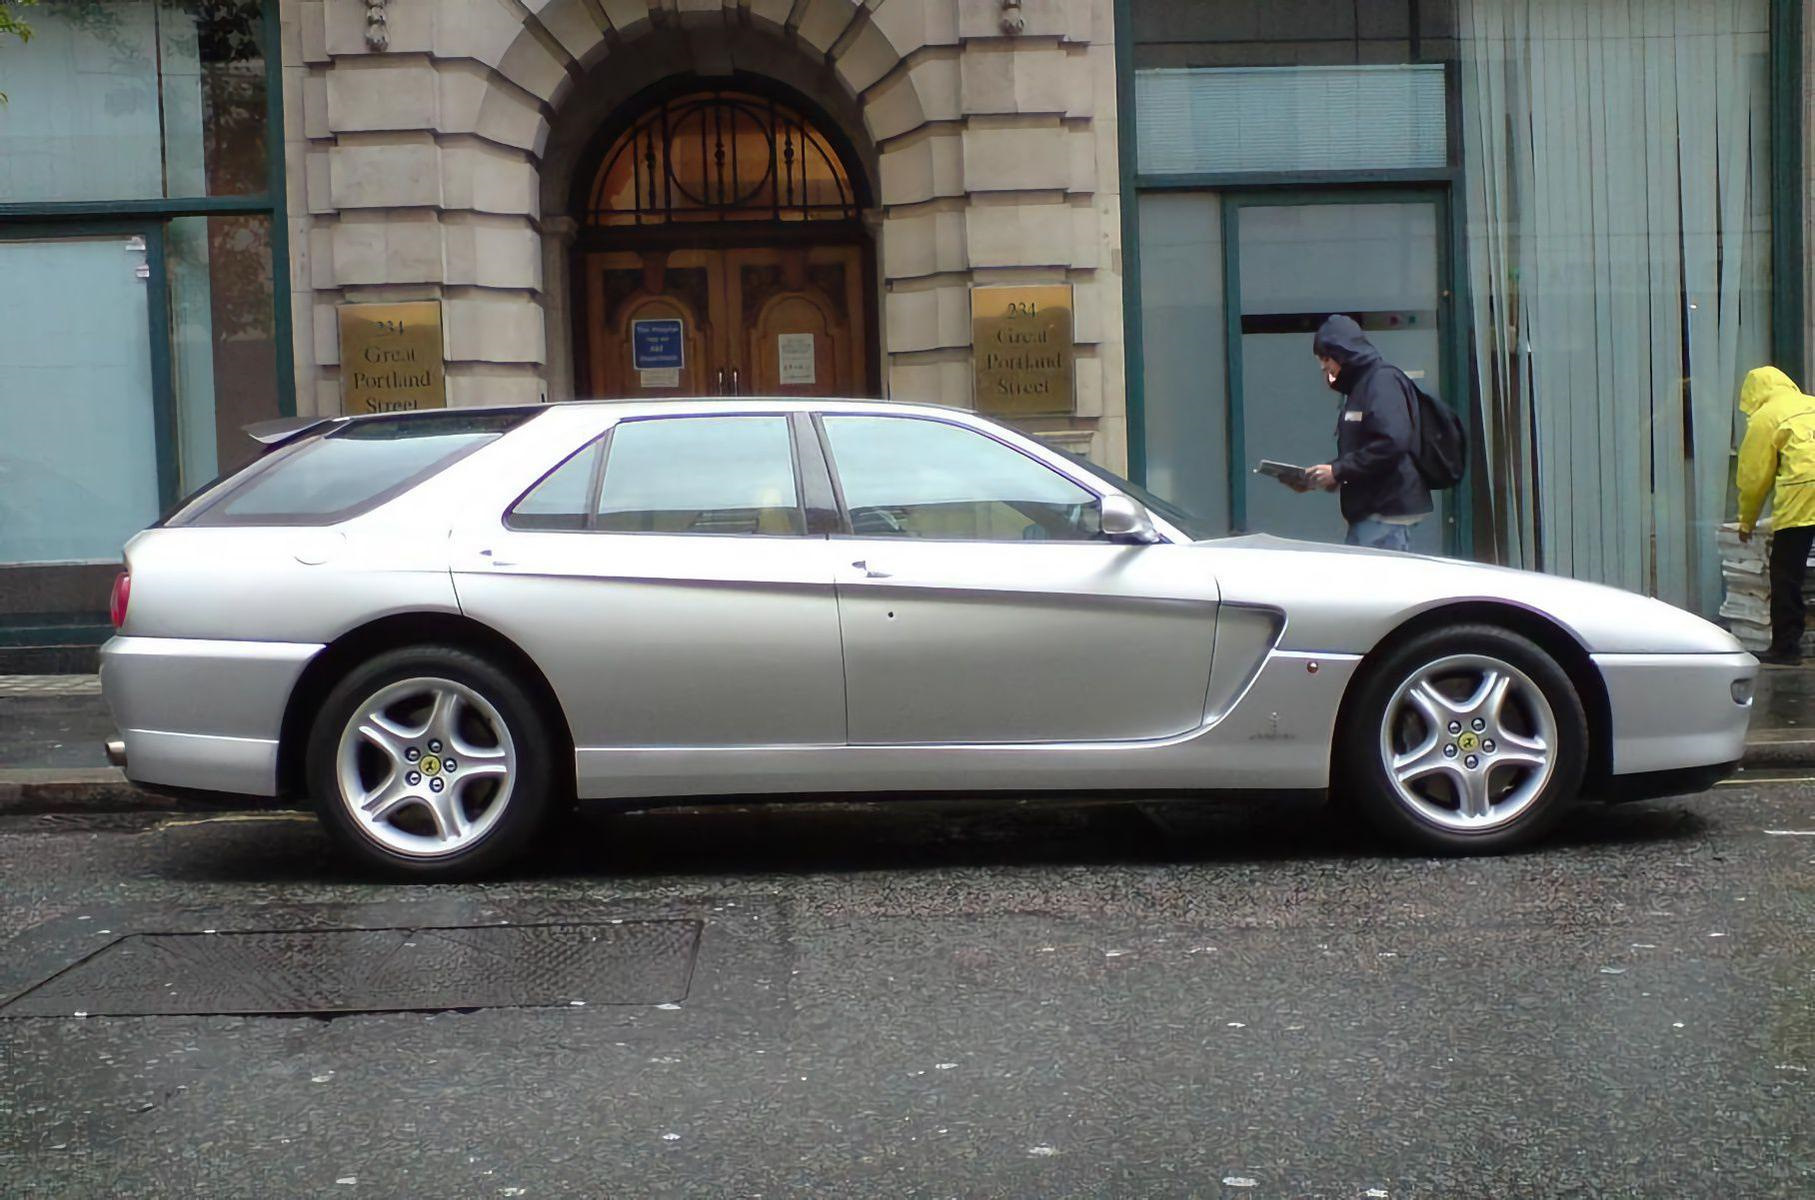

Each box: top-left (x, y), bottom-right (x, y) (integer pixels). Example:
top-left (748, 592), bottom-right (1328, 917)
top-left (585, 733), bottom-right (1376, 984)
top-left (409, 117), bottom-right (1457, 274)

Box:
top-left (1301, 314), bottom-right (1432, 550)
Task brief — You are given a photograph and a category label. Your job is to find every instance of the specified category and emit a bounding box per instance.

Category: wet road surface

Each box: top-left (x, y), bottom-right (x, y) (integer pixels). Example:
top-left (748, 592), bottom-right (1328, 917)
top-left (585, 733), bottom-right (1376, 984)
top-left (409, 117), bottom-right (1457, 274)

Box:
top-left (1, 783), bottom-right (1811, 1198)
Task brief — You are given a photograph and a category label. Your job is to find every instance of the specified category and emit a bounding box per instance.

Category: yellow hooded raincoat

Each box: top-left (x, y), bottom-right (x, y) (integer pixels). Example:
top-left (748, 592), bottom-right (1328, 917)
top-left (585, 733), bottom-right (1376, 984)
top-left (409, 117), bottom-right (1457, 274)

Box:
top-left (1736, 366), bottom-right (1815, 534)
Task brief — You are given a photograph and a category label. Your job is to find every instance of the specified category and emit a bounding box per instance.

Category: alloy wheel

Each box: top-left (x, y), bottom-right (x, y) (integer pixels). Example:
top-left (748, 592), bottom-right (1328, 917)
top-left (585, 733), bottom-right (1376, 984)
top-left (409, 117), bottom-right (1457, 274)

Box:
top-left (1378, 654), bottom-right (1558, 833)
top-left (334, 677), bottom-right (517, 858)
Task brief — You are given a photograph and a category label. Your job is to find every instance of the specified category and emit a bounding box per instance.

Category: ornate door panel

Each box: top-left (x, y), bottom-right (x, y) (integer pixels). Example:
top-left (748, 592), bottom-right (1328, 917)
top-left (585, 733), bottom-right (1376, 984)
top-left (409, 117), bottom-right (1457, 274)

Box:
top-left (583, 244), bottom-right (868, 399)
top-left (727, 246), bottom-right (865, 398)
top-left (585, 250), bottom-right (723, 398)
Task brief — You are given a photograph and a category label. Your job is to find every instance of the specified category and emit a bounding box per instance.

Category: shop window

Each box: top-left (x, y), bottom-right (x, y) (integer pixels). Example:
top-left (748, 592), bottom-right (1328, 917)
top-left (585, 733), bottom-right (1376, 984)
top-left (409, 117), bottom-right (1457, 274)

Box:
top-left (0, 0), bottom-right (269, 203)
top-left (168, 214), bottom-right (282, 485)
top-left (0, 235), bottom-right (162, 563)
top-left (1136, 64), bottom-right (1448, 176)
top-left (1130, 0), bottom-right (1457, 70)
top-left (1458, 0), bottom-right (1772, 611)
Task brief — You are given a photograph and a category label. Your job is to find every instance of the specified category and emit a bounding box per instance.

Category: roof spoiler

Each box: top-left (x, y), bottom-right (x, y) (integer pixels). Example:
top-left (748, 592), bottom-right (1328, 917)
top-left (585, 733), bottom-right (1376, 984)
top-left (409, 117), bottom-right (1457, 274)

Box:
top-left (244, 415), bottom-right (336, 447)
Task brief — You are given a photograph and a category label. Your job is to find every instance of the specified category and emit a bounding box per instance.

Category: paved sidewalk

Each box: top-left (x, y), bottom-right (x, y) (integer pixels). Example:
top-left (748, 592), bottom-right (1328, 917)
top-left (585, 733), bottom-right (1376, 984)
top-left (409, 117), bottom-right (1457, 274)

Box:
top-left (3, 668), bottom-right (1813, 814)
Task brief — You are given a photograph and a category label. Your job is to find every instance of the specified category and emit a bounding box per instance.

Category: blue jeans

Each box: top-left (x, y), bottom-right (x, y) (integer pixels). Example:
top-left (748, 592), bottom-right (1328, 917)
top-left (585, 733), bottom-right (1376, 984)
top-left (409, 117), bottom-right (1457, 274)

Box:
top-left (1346, 518), bottom-right (1415, 552)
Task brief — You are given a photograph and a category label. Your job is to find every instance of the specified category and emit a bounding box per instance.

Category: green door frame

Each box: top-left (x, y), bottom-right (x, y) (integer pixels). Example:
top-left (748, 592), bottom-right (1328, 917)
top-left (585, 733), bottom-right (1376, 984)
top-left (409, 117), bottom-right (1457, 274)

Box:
top-left (1219, 187), bottom-right (1470, 557)
top-left (0, 221), bottom-right (181, 509)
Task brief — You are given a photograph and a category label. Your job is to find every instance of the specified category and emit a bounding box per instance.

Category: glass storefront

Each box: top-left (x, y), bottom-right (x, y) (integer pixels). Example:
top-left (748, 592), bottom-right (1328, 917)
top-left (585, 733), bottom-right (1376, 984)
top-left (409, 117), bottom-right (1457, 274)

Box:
top-left (0, 233), bottom-right (162, 563)
top-left (0, 1), bottom-right (284, 639)
top-left (0, 0), bottom-right (267, 202)
top-left (1128, 0), bottom-right (1788, 615)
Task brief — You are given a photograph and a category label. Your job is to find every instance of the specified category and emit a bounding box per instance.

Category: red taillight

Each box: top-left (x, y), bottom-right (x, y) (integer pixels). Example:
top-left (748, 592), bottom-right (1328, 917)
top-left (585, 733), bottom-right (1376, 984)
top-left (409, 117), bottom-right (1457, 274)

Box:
top-left (109, 571), bottom-right (131, 630)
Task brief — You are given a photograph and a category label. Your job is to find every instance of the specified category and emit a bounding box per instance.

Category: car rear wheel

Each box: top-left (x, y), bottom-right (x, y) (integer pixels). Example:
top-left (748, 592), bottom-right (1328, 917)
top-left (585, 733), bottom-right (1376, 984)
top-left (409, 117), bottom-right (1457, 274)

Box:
top-left (306, 646), bottom-right (553, 878)
top-left (1339, 625), bottom-right (1588, 853)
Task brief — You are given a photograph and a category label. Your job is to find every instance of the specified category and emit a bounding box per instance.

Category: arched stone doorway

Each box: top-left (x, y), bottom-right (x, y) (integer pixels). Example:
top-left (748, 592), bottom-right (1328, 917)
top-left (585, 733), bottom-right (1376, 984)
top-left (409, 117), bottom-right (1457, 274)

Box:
top-left (567, 78), bottom-right (878, 399)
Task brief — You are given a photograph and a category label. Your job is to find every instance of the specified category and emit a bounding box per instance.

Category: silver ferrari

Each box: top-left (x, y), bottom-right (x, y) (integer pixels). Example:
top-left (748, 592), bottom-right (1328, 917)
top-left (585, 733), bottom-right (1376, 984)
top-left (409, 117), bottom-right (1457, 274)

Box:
top-left (100, 399), bottom-right (1756, 876)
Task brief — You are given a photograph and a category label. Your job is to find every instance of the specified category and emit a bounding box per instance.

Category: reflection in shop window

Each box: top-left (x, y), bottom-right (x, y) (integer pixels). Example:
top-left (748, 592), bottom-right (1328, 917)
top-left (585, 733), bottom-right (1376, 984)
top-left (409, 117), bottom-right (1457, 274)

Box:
top-left (169, 215), bottom-right (280, 489)
top-left (0, 0), bottom-right (269, 203)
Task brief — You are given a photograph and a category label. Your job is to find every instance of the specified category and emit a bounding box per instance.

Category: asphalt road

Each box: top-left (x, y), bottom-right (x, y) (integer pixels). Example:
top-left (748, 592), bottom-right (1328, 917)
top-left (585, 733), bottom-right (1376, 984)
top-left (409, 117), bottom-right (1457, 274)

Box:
top-left (1, 781), bottom-right (1810, 1199)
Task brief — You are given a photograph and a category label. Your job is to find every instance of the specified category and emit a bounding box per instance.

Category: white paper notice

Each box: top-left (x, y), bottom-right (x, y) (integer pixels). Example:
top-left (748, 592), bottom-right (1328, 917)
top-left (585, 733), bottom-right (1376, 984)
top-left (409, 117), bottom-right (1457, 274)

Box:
top-left (777, 333), bottom-right (816, 385)
top-left (640, 367), bottom-right (680, 388)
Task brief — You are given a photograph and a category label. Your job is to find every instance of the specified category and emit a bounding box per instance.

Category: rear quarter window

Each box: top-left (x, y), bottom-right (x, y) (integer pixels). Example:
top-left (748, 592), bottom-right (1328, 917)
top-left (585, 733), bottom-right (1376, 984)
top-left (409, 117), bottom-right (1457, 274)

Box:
top-left (167, 411), bottom-right (532, 527)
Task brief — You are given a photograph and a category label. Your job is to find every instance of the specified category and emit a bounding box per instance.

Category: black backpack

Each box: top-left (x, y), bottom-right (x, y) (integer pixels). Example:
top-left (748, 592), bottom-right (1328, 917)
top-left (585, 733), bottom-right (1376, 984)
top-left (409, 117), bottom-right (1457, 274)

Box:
top-left (1398, 369), bottom-right (1467, 489)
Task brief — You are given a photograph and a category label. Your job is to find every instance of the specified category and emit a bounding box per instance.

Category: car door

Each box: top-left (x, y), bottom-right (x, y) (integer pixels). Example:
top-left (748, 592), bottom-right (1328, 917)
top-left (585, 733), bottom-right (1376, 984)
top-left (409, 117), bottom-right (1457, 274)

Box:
top-left (450, 412), bottom-right (846, 765)
top-left (816, 412), bottom-right (1221, 745)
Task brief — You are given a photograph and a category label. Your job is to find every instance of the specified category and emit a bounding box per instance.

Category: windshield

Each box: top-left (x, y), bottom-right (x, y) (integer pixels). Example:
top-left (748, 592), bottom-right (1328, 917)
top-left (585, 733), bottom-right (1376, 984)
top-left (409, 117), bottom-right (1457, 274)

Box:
top-left (1058, 451), bottom-right (1221, 541)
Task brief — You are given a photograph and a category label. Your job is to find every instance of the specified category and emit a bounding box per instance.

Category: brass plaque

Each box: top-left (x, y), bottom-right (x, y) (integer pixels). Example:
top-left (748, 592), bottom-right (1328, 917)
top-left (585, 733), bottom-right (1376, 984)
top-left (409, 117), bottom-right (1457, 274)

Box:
top-left (338, 301), bottom-right (446, 415)
top-left (972, 285), bottom-right (1074, 416)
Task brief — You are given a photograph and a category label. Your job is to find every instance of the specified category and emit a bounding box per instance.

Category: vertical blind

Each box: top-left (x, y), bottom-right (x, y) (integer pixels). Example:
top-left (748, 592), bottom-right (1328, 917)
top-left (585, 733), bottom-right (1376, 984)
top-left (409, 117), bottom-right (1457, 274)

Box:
top-left (1460, 0), bottom-right (1772, 613)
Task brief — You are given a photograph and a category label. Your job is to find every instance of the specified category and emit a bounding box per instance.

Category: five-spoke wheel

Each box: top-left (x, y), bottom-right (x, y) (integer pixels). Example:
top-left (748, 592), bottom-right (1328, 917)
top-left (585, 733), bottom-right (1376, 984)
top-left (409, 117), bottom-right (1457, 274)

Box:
top-left (1341, 625), bottom-right (1588, 853)
top-left (308, 646), bottom-right (554, 877)
top-left (335, 677), bottom-right (517, 858)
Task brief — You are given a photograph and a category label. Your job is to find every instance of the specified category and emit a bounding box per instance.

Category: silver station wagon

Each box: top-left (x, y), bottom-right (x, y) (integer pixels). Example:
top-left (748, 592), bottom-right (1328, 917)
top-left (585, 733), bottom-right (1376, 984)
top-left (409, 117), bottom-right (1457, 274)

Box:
top-left (100, 399), bottom-right (1755, 877)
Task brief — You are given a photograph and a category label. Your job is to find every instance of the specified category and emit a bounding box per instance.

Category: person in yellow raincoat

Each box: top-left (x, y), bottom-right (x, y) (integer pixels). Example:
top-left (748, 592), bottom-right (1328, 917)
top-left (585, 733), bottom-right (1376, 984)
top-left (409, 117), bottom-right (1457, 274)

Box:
top-left (1736, 365), bottom-right (1815, 665)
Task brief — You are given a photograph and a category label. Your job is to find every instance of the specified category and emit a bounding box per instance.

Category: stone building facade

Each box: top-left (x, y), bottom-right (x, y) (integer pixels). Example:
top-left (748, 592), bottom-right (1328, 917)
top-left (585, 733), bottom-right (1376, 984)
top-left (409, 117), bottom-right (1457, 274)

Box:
top-left (283, 0), bottom-right (1129, 464)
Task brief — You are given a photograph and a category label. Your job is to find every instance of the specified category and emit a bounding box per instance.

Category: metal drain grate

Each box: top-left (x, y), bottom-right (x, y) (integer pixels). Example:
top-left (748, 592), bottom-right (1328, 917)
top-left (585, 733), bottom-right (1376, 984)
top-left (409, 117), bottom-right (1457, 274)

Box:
top-left (0, 921), bottom-right (701, 1017)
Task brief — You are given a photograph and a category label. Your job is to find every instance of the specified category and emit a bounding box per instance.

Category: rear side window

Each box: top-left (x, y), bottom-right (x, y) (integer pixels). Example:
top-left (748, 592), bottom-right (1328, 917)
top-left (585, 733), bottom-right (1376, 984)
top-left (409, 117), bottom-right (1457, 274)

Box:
top-left (507, 440), bottom-right (603, 531)
top-left (170, 412), bottom-right (530, 527)
top-left (598, 416), bottom-right (803, 535)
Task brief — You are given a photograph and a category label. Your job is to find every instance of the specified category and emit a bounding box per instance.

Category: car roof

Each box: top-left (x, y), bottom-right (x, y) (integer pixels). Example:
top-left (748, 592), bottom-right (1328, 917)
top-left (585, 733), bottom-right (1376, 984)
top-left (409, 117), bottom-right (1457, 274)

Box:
top-left (347, 396), bottom-right (975, 424)
top-left (248, 397), bottom-right (987, 449)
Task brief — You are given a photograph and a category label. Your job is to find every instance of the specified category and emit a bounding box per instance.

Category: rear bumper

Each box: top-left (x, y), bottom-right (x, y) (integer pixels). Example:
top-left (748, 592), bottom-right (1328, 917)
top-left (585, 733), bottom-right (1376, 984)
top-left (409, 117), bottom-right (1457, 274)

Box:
top-left (1595, 651), bottom-right (1755, 776)
top-left (100, 635), bottom-right (323, 797)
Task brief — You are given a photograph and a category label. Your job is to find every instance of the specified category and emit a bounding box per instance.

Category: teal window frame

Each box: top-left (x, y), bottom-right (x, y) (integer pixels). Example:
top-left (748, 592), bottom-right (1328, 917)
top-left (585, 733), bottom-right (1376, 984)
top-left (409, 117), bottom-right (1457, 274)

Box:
top-left (0, 0), bottom-right (295, 421)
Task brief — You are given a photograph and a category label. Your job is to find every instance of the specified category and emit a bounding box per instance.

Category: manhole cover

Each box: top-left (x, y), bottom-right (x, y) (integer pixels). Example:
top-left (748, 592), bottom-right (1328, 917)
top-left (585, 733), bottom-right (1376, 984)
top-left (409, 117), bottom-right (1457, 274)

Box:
top-left (0, 921), bottom-right (700, 1017)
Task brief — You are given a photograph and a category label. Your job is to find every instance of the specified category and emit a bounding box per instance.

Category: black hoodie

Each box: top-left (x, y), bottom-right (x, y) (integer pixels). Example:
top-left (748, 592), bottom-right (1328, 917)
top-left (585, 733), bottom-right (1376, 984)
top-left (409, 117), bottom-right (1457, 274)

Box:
top-left (1312, 314), bottom-right (1432, 524)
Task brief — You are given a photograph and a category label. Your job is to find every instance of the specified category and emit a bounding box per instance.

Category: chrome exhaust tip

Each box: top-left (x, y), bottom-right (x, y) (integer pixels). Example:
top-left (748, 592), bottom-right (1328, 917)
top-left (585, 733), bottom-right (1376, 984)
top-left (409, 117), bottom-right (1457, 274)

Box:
top-left (105, 739), bottom-right (127, 768)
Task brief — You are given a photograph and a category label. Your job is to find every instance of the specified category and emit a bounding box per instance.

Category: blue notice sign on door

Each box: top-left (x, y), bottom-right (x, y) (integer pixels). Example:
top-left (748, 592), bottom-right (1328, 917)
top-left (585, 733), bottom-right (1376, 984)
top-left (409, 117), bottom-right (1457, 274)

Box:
top-left (630, 318), bottom-right (684, 370)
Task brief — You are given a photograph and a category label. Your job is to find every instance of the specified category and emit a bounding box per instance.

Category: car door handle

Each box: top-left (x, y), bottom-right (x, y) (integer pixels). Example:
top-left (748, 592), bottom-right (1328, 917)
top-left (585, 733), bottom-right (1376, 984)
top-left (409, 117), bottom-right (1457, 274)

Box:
top-left (851, 559), bottom-right (891, 579)
top-left (480, 549), bottom-right (517, 567)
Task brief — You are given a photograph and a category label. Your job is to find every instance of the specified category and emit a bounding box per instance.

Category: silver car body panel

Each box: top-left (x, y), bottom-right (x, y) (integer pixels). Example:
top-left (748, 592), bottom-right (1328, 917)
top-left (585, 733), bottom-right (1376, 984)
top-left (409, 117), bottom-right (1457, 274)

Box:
top-left (99, 398), bottom-right (1754, 802)
top-left (453, 533), bottom-right (848, 748)
top-left (1594, 651), bottom-right (1755, 773)
top-left (100, 635), bottom-right (320, 794)
top-left (830, 539), bottom-right (1220, 745)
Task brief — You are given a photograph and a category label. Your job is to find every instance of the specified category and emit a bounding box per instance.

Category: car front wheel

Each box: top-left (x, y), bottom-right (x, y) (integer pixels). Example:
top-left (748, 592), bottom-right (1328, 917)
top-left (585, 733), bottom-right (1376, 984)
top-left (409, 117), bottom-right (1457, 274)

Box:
top-left (306, 646), bottom-right (553, 878)
top-left (1339, 625), bottom-right (1588, 853)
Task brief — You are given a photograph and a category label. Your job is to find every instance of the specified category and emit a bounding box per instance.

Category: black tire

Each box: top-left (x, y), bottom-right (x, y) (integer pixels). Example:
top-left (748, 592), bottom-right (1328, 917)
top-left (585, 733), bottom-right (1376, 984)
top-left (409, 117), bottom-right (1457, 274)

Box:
top-left (306, 645), bottom-right (554, 879)
top-left (1336, 624), bottom-right (1588, 854)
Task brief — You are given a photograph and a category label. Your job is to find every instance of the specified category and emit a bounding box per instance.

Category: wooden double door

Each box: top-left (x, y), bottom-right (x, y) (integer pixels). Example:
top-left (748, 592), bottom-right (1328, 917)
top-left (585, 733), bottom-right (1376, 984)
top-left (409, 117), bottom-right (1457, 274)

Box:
top-left (582, 243), bottom-right (871, 399)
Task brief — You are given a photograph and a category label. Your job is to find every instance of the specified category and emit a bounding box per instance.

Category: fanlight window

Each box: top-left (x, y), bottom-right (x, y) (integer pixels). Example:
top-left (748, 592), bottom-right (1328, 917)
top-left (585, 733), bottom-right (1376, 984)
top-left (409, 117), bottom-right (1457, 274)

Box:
top-left (586, 91), bottom-right (858, 226)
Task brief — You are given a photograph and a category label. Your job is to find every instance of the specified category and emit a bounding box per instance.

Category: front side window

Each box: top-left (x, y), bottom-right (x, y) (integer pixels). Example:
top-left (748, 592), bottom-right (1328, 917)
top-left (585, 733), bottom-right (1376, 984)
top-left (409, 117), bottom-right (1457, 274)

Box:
top-left (821, 416), bottom-right (1103, 541)
top-left (595, 416), bottom-right (804, 536)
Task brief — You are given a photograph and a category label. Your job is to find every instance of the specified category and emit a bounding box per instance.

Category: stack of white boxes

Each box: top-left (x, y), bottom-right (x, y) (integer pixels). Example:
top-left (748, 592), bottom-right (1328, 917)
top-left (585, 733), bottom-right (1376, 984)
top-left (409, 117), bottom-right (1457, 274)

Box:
top-left (1718, 518), bottom-right (1815, 653)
